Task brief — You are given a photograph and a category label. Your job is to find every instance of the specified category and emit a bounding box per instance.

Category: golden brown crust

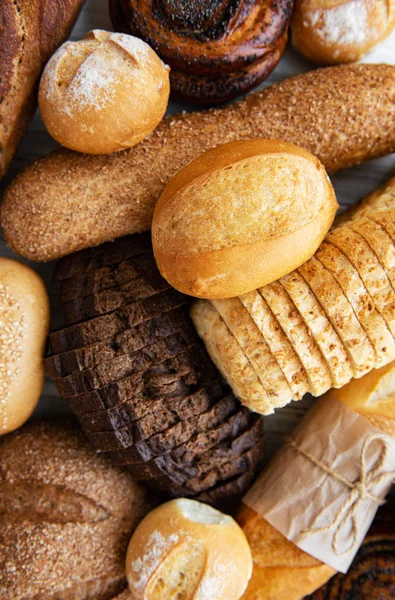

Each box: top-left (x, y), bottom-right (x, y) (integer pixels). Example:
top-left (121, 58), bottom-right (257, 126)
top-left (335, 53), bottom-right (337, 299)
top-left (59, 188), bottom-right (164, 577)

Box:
top-left (2, 64), bottom-right (395, 261)
top-left (152, 139), bottom-right (337, 299)
top-left (0, 258), bottom-right (50, 434)
top-left (38, 30), bottom-right (170, 155)
top-left (291, 0), bottom-right (395, 65)
top-left (0, 420), bottom-right (152, 598)
top-left (126, 499), bottom-right (252, 600)
top-left (0, 0), bottom-right (85, 179)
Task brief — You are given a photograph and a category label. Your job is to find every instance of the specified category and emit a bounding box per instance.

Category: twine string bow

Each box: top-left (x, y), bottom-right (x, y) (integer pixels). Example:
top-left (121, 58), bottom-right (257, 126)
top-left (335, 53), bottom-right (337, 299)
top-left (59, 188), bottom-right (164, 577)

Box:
top-left (288, 433), bottom-right (395, 556)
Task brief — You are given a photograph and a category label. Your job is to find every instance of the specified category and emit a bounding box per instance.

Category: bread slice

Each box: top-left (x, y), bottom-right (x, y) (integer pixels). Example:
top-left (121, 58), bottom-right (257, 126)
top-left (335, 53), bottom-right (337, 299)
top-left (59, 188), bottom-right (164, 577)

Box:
top-left (148, 443), bottom-right (263, 496)
top-left (190, 300), bottom-right (272, 414)
top-left (298, 257), bottom-right (375, 378)
top-left (315, 242), bottom-right (395, 368)
top-left (327, 226), bottom-right (395, 337)
top-left (54, 233), bottom-right (152, 281)
top-left (46, 319), bottom-right (196, 379)
top-left (87, 394), bottom-right (238, 457)
top-left (212, 297), bottom-right (293, 407)
top-left (63, 270), bottom-right (172, 325)
top-left (60, 252), bottom-right (158, 303)
top-left (350, 214), bottom-right (395, 295)
top-left (49, 287), bottom-right (188, 354)
top-left (109, 405), bottom-right (255, 467)
top-left (259, 281), bottom-right (332, 396)
top-left (78, 383), bottom-right (222, 436)
top-left (280, 271), bottom-right (352, 388)
top-left (67, 345), bottom-right (218, 415)
top-left (46, 313), bottom-right (195, 378)
top-left (238, 290), bottom-right (309, 401)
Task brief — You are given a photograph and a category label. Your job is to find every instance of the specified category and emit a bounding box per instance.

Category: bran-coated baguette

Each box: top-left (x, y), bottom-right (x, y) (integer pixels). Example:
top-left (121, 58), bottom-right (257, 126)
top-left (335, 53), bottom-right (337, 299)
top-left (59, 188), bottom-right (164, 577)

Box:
top-left (2, 63), bottom-right (395, 261)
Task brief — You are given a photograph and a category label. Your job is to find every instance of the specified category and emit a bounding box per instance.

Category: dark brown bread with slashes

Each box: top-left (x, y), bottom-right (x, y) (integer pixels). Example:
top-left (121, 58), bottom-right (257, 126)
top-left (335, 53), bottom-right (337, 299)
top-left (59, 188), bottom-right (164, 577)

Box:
top-left (108, 405), bottom-right (255, 467)
top-left (47, 234), bottom-right (264, 504)
top-left (49, 287), bottom-right (188, 355)
top-left (62, 270), bottom-right (172, 325)
top-left (3, 64), bottom-right (395, 262)
top-left (0, 0), bottom-right (85, 180)
top-left (0, 421), bottom-right (151, 599)
top-left (110, 0), bottom-right (292, 104)
top-left (46, 312), bottom-right (194, 378)
top-left (59, 252), bottom-right (158, 303)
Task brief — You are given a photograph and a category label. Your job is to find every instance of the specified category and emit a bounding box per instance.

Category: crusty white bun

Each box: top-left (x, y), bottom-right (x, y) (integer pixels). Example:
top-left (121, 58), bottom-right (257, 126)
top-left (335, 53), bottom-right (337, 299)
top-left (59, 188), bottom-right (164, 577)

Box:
top-left (125, 498), bottom-right (253, 600)
top-left (325, 360), bottom-right (395, 436)
top-left (38, 29), bottom-right (170, 154)
top-left (0, 258), bottom-right (50, 434)
top-left (291, 0), bottom-right (395, 65)
top-left (152, 139), bottom-right (338, 299)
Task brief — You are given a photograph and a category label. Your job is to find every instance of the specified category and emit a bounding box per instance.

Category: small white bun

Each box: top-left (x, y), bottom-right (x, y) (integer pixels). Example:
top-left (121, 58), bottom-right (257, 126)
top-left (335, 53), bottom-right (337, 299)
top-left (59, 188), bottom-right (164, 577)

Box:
top-left (38, 29), bottom-right (170, 154)
top-left (152, 139), bottom-right (338, 299)
top-left (291, 0), bottom-right (395, 65)
top-left (126, 498), bottom-right (253, 600)
top-left (0, 258), bottom-right (50, 434)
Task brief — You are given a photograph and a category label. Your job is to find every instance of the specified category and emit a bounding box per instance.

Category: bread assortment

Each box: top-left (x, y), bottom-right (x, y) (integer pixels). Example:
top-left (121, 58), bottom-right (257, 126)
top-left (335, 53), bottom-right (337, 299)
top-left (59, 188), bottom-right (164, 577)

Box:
top-left (292, 0), bottom-right (395, 65)
top-left (0, 0), bottom-right (85, 180)
top-left (110, 0), bottom-right (292, 104)
top-left (0, 258), bottom-right (49, 434)
top-left (152, 139), bottom-right (337, 299)
top-left (2, 64), bottom-right (395, 261)
top-left (1, 1), bottom-right (395, 597)
top-left (126, 499), bottom-right (253, 600)
top-left (38, 30), bottom-right (170, 154)
top-left (237, 359), bottom-right (395, 600)
top-left (0, 420), bottom-right (152, 598)
top-left (191, 178), bottom-right (395, 414)
top-left (45, 233), bottom-right (264, 504)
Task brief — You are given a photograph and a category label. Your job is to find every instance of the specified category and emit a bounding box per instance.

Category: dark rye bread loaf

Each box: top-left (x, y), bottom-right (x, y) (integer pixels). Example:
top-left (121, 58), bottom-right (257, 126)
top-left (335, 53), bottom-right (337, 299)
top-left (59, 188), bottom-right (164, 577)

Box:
top-left (108, 404), bottom-right (255, 467)
top-left (47, 234), bottom-right (264, 504)
top-left (128, 416), bottom-right (263, 480)
top-left (87, 394), bottom-right (238, 453)
top-left (49, 287), bottom-right (188, 354)
top-left (59, 251), bottom-right (158, 303)
top-left (54, 342), bottom-right (215, 398)
top-left (78, 383), bottom-right (223, 435)
top-left (63, 270), bottom-right (171, 325)
top-left (54, 233), bottom-right (152, 281)
top-left (46, 311), bottom-right (194, 378)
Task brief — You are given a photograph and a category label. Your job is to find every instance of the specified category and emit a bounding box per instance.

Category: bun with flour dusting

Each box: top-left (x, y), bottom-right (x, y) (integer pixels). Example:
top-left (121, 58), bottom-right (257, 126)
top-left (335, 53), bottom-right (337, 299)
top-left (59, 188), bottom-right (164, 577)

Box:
top-left (38, 29), bottom-right (170, 154)
top-left (291, 0), bottom-right (395, 65)
top-left (126, 498), bottom-right (252, 600)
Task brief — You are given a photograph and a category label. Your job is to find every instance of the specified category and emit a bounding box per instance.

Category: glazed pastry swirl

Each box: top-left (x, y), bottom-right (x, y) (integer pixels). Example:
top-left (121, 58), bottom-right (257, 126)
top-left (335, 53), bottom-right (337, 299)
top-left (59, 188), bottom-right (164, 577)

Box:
top-left (110, 0), bottom-right (293, 102)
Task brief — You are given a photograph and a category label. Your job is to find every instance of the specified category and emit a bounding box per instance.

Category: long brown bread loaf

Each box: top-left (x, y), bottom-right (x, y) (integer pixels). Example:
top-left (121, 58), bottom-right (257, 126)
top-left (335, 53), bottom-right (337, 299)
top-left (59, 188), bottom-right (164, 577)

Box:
top-left (2, 64), bottom-right (395, 261)
top-left (0, 0), bottom-right (85, 179)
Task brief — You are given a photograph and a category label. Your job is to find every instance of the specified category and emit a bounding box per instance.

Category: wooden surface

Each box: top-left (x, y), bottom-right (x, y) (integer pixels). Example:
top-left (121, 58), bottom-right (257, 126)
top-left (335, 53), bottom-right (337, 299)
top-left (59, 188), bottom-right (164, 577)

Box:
top-left (0, 0), bottom-right (394, 461)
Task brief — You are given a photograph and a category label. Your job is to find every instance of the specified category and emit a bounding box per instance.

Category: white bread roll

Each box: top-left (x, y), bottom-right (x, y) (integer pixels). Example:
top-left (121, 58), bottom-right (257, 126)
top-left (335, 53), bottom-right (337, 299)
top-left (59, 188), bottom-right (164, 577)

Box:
top-left (0, 258), bottom-right (49, 434)
top-left (38, 30), bottom-right (170, 154)
top-left (152, 139), bottom-right (338, 299)
top-left (126, 498), bottom-right (253, 600)
top-left (291, 0), bottom-right (395, 65)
